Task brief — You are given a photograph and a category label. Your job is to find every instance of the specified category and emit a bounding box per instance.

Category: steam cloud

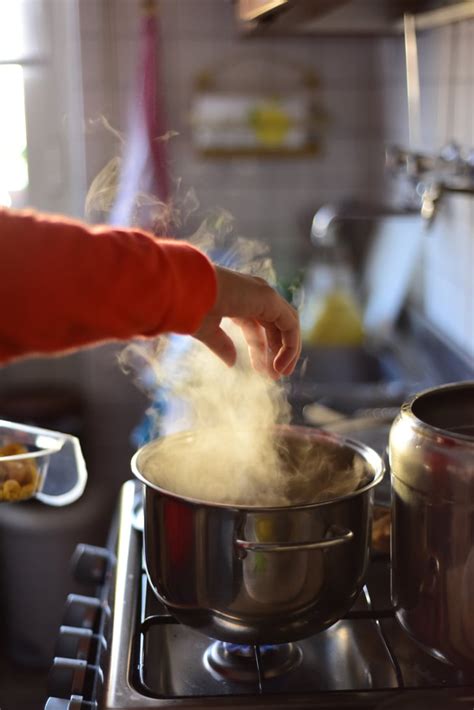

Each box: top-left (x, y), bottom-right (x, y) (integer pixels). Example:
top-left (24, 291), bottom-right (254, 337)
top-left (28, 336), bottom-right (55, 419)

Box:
top-left (135, 325), bottom-right (369, 507)
top-left (122, 208), bottom-right (298, 506)
top-left (87, 131), bottom-right (369, 507)
top-left (138, 321), bottom-right (295, 506)
top-left (121, 211), bottom-right (368, 507)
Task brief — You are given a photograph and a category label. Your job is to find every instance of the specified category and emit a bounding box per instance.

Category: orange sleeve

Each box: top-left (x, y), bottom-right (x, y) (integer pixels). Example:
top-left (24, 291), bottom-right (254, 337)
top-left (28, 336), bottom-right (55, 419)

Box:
top-left (0, 207), bottom-right (217, 364)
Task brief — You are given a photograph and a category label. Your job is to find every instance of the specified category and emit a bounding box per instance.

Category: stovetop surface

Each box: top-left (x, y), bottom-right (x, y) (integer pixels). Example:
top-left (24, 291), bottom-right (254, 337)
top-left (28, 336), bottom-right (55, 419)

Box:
top-left (132, 549), bottom-right (471, 703)
top-left (99, 481), bottom-right (474, 709)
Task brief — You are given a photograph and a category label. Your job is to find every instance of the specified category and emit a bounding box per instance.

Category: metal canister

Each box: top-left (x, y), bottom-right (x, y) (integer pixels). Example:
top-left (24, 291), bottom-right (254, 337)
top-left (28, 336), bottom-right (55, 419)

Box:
top-left (389, 381), bottom-right (474, 668)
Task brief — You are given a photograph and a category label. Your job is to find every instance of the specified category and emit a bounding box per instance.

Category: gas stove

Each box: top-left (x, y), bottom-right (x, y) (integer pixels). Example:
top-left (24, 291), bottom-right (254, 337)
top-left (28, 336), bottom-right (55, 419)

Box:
top-left (45, 480), bottom-right (474, 709)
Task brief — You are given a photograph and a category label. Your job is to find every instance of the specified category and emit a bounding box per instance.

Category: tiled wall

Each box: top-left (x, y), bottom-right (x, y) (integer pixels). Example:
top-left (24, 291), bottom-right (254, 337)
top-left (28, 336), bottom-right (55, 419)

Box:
top-left (376, 21), bottom-right (474, 359)
top-left (78, 0), bottom-right (384, 281)
top-left (77, 0), bottom-right (473, 358)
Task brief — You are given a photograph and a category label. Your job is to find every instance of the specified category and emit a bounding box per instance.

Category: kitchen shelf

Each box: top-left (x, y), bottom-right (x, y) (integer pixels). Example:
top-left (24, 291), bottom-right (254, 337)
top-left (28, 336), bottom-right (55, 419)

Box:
top-left (237, 0), bottom-right (474, 36)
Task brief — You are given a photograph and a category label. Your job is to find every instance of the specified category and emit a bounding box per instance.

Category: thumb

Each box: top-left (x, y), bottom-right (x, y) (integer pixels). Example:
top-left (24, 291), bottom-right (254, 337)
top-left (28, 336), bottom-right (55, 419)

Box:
top-left (195, 325), bottom-right (237, 368)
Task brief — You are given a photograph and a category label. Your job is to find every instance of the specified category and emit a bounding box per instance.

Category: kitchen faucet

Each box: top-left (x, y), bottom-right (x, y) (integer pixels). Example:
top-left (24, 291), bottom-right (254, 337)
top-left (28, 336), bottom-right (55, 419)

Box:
top-left (386, 142), bottom-right (474, 225)
top-left (310, 201), bottom-right (419, 246)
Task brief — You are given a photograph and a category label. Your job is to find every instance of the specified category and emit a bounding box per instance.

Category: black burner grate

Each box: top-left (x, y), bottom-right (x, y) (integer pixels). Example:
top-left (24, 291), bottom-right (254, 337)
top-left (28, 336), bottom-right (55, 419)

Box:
top-left (132, 552), bottom-right (472, 705)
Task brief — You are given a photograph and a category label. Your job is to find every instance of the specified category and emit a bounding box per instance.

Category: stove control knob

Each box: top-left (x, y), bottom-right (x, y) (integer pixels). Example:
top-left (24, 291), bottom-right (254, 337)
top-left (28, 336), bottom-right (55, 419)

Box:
top-left (48, 657), bottom-right (103, 701)
top-left (45, 697), bottom-right (96, 710)
top-left (72, 544), bottom-right (114, 586)
top-left (62, 594), bottom-right (110, 633)
top-left (48, 657), bottom-right (87, 698)
top-left (55, 625), bottom-right (106, 662)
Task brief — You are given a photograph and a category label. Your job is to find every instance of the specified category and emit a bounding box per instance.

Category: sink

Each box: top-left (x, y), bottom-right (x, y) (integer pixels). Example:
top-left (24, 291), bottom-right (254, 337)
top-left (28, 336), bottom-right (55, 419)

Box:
top-left (298, 345), bottom-right (403, 385)
top-left (289, 344), bottom-right (421, 416)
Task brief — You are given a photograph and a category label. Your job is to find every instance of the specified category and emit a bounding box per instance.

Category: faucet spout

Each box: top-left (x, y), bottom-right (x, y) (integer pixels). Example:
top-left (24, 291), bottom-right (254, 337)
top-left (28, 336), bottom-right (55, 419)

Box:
top-left (310, 205), bottom-right (341, 246)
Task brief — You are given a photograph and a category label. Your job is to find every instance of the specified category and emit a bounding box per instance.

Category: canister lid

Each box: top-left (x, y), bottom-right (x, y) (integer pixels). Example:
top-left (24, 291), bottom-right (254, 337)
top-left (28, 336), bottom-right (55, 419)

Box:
top-left (409, 381), bottom-right (474, 442)
top-left (389, 382), bottom-right (474, 503)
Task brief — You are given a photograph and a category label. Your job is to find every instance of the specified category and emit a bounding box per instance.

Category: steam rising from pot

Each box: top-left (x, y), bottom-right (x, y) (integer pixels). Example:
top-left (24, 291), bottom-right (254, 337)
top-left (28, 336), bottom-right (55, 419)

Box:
top-left (121, 209), bottom-right (300, 506)
top-left (139, 322), bottom-right (296, 506)
top-left (87, 133), bottom-right (369, 507)
top-left (121, 213), bottom-right (369, 507)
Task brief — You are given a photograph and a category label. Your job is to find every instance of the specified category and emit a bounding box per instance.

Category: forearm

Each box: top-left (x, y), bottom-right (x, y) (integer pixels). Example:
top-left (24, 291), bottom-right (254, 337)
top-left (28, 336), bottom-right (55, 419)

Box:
top-left (0, 208), bottom-right (217, 363)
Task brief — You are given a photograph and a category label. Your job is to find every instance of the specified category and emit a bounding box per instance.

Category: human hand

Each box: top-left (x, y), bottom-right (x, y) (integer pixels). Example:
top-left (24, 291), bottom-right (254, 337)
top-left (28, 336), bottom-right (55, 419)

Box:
top-left (193, 265), bottom-right (301, 379)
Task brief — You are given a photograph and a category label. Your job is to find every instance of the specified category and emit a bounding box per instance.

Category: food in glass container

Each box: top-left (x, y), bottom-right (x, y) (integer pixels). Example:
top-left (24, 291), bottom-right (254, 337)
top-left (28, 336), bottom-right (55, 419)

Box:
top-left (0, 443), bottom-right (40, 501)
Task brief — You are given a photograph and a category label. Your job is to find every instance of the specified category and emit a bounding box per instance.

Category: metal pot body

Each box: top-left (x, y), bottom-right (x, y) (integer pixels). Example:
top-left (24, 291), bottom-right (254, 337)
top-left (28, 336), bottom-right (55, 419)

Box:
top-left (389, 382), bottom-right (474, 668)
top-left (133, 426), bottom-right (383, 644)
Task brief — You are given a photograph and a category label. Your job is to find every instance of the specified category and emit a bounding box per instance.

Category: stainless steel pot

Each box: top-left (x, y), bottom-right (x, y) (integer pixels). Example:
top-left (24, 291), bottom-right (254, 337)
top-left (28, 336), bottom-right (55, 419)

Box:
top-left (389, 381), bottom-right (474, 668)
top-left (131, 425), bottom-right (384, 644)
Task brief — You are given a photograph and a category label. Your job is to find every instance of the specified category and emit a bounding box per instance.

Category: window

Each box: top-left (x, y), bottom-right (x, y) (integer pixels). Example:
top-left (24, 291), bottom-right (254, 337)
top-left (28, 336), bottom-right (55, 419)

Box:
top-left (0, 64), bottom-right (29, 207)
top-left (0, 3), bottom-right (29, 207)
top-left (0, 0), bottom-right (86, 216)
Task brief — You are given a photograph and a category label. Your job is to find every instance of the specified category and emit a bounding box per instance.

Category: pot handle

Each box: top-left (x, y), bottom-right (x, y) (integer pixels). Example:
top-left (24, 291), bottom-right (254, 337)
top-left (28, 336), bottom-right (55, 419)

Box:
top-left (235, 524), bottom-right (353, 555)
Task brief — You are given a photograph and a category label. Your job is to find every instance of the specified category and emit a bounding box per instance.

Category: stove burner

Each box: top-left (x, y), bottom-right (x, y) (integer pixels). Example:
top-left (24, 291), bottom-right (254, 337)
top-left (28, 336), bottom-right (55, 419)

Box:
top-left (203, 641), bottom-right (303, 683)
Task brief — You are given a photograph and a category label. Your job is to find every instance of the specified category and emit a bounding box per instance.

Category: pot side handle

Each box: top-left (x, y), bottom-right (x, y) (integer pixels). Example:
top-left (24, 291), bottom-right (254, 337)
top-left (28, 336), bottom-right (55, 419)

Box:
top-left (235, 525), bottom-right (353, 555)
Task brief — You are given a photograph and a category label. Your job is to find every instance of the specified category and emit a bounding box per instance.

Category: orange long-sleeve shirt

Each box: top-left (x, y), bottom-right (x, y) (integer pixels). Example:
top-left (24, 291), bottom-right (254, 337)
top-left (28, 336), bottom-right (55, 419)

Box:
top-left (0, 208), bottom-right (217, 364)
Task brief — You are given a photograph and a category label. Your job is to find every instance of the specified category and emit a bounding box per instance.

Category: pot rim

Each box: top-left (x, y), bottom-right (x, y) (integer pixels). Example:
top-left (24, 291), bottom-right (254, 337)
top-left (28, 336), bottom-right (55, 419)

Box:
top-left (400, 380), bottom-right (474, 447)
top-left (131, 424), bottom-right (385, 511)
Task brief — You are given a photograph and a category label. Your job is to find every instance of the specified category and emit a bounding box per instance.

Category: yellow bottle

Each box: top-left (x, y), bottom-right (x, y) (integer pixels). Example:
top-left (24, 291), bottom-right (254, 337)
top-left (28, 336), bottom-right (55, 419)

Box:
top-left (308, 289), bottom-right (364, 346)
top-left (301, 244), bottom-right (365, 347)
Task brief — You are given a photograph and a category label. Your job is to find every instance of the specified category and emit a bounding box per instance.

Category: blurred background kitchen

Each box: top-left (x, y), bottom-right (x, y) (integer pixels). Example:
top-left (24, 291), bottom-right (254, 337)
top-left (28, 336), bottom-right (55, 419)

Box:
top-left (0, 0), bottom-right (473, 707)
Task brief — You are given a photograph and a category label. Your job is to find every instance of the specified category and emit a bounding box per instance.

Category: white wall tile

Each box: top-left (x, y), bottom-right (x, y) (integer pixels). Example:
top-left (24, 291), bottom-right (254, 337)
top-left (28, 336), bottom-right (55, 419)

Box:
top-left (450, 19), bottom-right (474, 83)
top-left (417, 26), bottom-right (449, 84)
top-left (159, 0), bottom-right (182, 40)
top-left (110, 0), bottom-right (141, 40)
top-left (176, 0), bottom-right (234, 40)
top-left (375, 38), bottom-right (406, 86)
top-left (78, 0), bottom-right (104, 39)
top-left (323, 87), bottom-right (380, 140)
top-left (380, 83), bottom-right (410, 147)
top-left (319, 37), bottom-right (375, 88)
top-left (450, 80), bottom-right (473, 146)
top-left (80, 37), bottom-right (107, 92)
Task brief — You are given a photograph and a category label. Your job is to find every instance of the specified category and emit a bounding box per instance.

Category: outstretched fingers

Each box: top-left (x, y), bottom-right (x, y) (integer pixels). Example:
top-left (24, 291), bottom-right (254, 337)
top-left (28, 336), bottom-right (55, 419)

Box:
top-left (193, 266), bottom-right (301, 377)
top-left (258, 294), bottom-right (301, 376)
top-left (260, 320), bottom-right (300, 376)
top-left (233, 317), bottom-right (269, 374)
top-left (196, 323), bottom-right (237, 368)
